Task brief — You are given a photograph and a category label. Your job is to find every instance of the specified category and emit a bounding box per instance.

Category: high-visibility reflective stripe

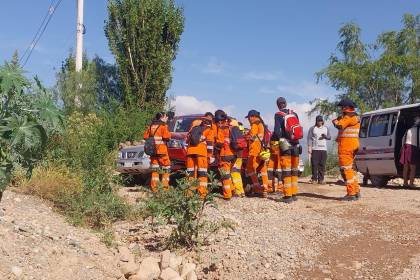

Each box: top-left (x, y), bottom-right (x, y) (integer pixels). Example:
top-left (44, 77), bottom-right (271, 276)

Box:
top-left (282, 168), bottom-right (292, 172)
top-left (224, 138), bottom-right (231, 143)
top-left (232, 168), bottom-right (241, 173)
top-left (198, 168), bottom-right (207, 172)
top-left (207, 146), bottom-right (214, 150)
top-left (257, 134), bottom-right (264, 139)
top-left (267, 168), bottom-right (274, 172)
top-left (345, 179), bottom-right (354, 184)
top-left (283, 183), bottom-right (292, 188)
top-left (186, 168), bottom-right (195, 172)
top-left (199, 182), bottom-right (207, 186)
top-left (154, 140), bottom-right (165, 145)
top-left (232, 178), bottom-right (242, 184)
top-left (153, 136), bottom-right (162, 140)
top-left (260, 172), bottom-right (268, 176)
top-left (340, 165), bottom-right (353, 170)
top-left (151, 165), bottom-right (160, 168)
top-left (223, 185), bottom-right (231, 190)
top-left (151, 177), bottom-right (160, 181)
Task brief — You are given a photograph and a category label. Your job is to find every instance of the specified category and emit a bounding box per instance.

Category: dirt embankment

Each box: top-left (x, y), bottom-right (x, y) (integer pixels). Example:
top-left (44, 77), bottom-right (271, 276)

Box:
top-left (1, 178), bottom-right (419, 280)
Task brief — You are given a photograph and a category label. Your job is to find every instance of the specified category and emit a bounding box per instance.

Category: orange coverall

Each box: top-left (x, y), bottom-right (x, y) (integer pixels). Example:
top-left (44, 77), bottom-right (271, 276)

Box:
top-left (246, 121), bottom-right (268, 194)
top-left (186, 122), bottom-right (214, 197)
top-left (216, 122), bottom-right (235, 199)
top-left (143, 121), bottom-right (171, 192)
top-left (268, 141), bottom-right (283, 193)
top-left (333, 112), bottom-right (361, 196)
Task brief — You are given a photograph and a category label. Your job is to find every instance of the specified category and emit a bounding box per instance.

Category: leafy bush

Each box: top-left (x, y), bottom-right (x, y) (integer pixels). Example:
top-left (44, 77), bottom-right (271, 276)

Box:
top-left (142, 174), bottom-right (224, 249)
top-left (0, 61), bottom-right (63, 199)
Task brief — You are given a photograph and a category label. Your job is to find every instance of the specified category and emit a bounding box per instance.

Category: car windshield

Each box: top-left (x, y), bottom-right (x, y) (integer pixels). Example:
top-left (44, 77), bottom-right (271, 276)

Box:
top-left (170, 118), bottom-right (196, 132)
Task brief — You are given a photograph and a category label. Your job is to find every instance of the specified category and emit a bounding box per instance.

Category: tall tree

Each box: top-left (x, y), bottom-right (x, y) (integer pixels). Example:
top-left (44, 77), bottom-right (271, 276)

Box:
top-left (311, 13), bottom-right (420, 117)
top-left (105, 0), bottom-right (184, 109)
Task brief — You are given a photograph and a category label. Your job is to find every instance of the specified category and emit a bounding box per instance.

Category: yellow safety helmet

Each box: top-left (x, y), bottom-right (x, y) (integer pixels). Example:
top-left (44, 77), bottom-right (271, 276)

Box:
top-left (259, 149), bottom-right (271, 161)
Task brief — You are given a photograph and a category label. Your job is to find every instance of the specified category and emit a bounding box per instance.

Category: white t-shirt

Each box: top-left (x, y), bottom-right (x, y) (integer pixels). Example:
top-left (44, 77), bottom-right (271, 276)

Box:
top-left (307, 125), bottom-right (331, 151)
top-left (404, 126), bottom-right (420, 147)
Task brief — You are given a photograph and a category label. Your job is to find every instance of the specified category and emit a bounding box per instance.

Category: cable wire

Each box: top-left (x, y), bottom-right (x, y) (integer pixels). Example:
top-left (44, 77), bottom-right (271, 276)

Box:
top-left (21, 0), bottom-right (64, 67)
top-left (20, 0), bottom-right (57, 64)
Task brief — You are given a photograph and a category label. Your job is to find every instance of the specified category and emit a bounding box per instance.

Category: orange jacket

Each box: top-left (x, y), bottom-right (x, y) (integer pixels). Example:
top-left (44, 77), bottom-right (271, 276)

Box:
top-left (216, 124), bottom-right (235, 157)
top-left (247, 121), bottom-right (264, 157)
top-left (333, 113), bottom-right (360, 151)
top-left (143, 121), bottom-right (171, 155)
top-left (187, 124), bottom-right (214, 157)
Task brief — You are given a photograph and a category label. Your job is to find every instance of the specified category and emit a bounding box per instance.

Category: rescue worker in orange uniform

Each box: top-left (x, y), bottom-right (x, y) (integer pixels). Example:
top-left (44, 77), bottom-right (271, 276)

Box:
top-left (229, 118), bottom-right (245, 197)
top-left (332, 98), bottom-right (361, 201)
top-left (245, 110), bottom-right (269, 198)
top-left (268, 139), bottom-right (283, 193)
top-left (186, 116), bottom-right (214, 198)
top-left (272, 97), bottom-right (301, 203)
top-left (214, 110), bottom-right (235, 200)
top-left (143, 112), bottom-right (171, 192)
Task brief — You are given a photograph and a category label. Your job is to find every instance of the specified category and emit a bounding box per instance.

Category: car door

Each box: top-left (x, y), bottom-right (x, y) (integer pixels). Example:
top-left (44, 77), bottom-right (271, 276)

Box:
top-left (355, 115), bottom-right (371, 173)
top-left (363, 112), bottom-right (399, 176)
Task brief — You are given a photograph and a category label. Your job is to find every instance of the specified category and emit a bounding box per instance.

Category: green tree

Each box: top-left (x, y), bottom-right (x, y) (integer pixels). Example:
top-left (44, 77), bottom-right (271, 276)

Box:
top-left (56, 53), bottom-right (98, 114)
top-left (56, 53), bottom-right (122, 114)
top-left (105, 0), bottom-right (184, 109)
top-left (311, 13), bottom-right (420, 117)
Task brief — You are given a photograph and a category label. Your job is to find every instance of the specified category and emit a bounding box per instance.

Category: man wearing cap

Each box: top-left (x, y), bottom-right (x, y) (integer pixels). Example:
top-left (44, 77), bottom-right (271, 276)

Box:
top-left (307, 115), bottom-right (331, 184)
top-left (332, 98), bottom-right (361, 201)
top-left (214, 110), bottom-right (235, 200)
top-left (245, 110), bottom-right (269, 198)
top-left (272, 97), bottom-right (301, 203)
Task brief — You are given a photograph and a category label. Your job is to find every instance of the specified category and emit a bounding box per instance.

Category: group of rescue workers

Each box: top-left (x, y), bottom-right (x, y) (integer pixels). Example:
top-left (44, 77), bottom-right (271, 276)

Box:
top-left (143, 96), bottom-right (362, 203)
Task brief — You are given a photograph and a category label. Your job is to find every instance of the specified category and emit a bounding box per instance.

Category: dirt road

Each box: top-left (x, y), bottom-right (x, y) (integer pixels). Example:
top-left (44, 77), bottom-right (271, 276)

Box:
top-left (1, 178), bottom-right (419, 280)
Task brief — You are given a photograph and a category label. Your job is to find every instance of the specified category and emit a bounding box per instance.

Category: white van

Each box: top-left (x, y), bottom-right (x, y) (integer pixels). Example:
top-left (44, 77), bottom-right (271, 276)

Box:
top-left (355, 103), bottom-right (420, 187)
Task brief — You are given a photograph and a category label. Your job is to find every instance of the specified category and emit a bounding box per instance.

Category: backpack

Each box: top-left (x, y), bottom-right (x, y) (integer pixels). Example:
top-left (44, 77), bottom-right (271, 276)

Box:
top-left (187, 126), bottom-right (205, 146)
top-left (230, 126), bottom-right (247, 151)
top-left (144, 124), bottom-right (161, 156)
top-left (277, 110), bottom-right (303, 141)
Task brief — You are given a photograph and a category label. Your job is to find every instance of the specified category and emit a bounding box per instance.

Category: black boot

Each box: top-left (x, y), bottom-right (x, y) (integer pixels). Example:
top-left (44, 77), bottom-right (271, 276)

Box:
top-left (292, 195), bottom-right (298, 201)
top-left (341, 195), bottom-right (359, 201)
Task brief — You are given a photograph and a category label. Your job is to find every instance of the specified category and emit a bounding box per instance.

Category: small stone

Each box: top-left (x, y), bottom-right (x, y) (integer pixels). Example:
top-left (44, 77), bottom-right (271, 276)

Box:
top-left (160, 250), bottom-right (171, 269)
top-left (119, 246), bottom-right (134, 263)
top-left (137, 256), bottom-right (160, 280)
top-left (275, 272), bottom-right (285, 280)
top-left (169, 255), bottom-right (183, 271)
top-left (186, 271), bottom-right (198, 280)
top-left (11, 266), bottom-right (23, 278)
top-left (14, 197), bottom-right (22, 203)
top-left (264, 263), bottom-right (270, 269)
top-left (159, 267), bottom-right (179, 280)
top-left (180, 263), bottom-right (196, 278)
top-left (353, 261), bottom-right (362, 270)
top-left (120, 262), bottom-right (139, 278)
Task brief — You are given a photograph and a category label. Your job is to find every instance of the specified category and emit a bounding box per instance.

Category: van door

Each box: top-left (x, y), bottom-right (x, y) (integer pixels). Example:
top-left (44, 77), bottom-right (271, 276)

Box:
top-left (355, 115), bottom-right (371, 174)
top-left (363, 112), bottom-right (399, 176)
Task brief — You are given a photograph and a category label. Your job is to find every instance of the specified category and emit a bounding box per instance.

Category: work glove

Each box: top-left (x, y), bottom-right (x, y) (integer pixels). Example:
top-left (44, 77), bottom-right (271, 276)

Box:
top-left (209, 157), bottom-right (216, 164)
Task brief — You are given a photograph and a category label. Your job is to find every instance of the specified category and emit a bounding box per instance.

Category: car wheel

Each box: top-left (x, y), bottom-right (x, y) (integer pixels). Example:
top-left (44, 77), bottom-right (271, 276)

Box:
top-left (370, 175), bottom-right (390, 188)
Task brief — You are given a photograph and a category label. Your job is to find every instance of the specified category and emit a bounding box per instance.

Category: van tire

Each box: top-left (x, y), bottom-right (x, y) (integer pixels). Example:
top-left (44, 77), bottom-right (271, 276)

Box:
top-left (370, 175), bottom-right (390, 188)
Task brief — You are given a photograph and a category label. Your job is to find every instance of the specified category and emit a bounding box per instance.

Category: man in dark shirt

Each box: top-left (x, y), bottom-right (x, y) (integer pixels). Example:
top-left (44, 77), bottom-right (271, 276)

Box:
top-left (273, 97), bottom-right (300, 203)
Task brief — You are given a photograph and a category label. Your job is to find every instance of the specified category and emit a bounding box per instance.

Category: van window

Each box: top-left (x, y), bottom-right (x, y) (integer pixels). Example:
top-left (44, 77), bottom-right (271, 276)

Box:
top-left (359, 116), bottom-right (370, 138)
top-left (390, 113), bottom-right (398, 134)
top-left (369, 114), bottom-right (390, 137)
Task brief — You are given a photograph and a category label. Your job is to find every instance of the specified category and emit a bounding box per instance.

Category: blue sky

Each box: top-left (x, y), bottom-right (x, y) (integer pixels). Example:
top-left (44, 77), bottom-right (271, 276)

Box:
top-left (0, 0), bottom-right (418, 128)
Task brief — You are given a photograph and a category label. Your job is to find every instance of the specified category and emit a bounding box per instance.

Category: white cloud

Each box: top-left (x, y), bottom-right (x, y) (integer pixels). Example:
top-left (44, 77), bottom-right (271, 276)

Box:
top-left (276, 81), bottom-right (336, 99)
top-left (202, 57), bottom-right (226, 74)
top-left (242, 71), bottom-right (283, 81)
top-left (173, 95), bottom-right (234, 116)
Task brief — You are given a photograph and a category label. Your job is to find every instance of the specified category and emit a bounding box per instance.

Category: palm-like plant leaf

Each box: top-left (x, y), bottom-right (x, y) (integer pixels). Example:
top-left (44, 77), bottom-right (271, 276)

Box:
top-left (0, 116), bottom-right (47, 153)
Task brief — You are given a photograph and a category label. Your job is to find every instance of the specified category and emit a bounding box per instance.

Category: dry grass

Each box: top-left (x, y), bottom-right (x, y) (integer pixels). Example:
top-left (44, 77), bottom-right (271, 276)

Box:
top-left (16, 164), bottom-right (83, 203)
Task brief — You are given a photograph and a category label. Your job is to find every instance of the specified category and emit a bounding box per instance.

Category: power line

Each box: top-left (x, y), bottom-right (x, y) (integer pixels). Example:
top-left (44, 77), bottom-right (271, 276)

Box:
top-left (20, 0), bottom-right (57, 64)
top-left (21, 0), bottom-right (64, 67)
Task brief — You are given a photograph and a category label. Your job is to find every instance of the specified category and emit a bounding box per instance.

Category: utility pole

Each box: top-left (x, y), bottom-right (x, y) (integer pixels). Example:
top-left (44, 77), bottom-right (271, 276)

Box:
top-left (75, 0), bottom-right (84, 72)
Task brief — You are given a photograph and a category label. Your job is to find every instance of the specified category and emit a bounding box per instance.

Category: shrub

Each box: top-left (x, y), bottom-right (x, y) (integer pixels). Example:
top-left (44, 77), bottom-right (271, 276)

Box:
top-left (142, 174), bottom-right (222, 249)
top-left (17, 163), bottom-right (83, 203)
